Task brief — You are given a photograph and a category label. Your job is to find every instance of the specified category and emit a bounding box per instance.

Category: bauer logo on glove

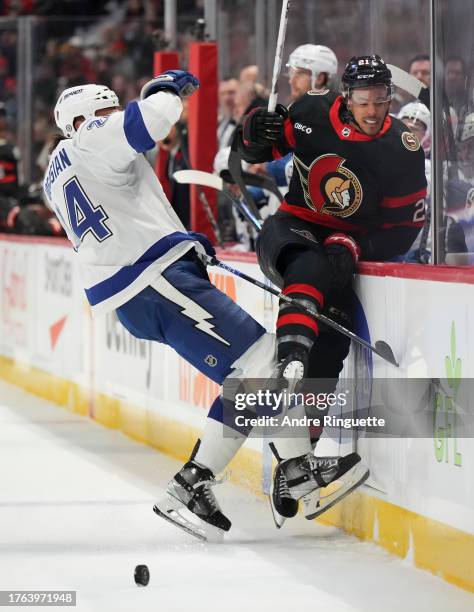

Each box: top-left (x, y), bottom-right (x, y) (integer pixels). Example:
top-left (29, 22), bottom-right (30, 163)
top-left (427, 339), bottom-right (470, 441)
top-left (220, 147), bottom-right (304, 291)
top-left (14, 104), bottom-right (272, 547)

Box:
top-left (140, 70), bottom-right (200, 100)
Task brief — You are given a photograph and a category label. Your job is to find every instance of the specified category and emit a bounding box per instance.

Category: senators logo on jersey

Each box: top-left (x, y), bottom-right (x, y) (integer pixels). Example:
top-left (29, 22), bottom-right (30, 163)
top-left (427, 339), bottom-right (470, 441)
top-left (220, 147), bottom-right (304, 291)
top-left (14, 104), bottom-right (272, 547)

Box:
top-left (293, 153), bottom-right (363, 217)
top-left (401, 131), bottom-right (421, 151)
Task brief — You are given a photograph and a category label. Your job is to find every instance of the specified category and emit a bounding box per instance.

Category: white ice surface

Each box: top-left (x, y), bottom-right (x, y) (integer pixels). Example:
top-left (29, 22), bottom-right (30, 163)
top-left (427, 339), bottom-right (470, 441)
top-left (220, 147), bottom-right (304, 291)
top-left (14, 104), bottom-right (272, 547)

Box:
top-left (1, 380), bottom-right (473, 612)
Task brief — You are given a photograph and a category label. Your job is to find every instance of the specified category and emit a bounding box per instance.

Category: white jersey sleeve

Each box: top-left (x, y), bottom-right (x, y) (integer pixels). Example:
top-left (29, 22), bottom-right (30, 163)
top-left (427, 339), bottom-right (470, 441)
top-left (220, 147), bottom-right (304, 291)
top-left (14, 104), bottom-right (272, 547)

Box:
top-left (42, 91), bottom-right (202, 316)
top-left (75, 91), bottom-right (183, 170)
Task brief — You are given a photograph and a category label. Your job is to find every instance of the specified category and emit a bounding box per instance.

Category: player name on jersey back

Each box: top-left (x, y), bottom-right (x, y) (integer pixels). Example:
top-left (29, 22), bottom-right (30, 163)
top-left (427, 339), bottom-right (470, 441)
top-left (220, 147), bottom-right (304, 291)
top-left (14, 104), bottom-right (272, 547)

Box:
top-left (43, 148), bottom-right (71, 200)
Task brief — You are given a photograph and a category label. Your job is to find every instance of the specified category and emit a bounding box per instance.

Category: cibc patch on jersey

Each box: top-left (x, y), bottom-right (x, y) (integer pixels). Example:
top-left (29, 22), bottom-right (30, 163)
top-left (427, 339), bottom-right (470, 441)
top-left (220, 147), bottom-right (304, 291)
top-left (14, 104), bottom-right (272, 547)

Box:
top-left (293, 153), bottom-right (363, 217)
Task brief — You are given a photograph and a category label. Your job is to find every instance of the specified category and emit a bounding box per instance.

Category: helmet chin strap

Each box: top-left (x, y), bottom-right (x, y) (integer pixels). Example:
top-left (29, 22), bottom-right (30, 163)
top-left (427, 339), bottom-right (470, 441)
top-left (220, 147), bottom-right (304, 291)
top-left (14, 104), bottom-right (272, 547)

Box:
top-left (341, 97), bottom-right (364, 132)
top-left (340, 98), bottom-right (353, 122)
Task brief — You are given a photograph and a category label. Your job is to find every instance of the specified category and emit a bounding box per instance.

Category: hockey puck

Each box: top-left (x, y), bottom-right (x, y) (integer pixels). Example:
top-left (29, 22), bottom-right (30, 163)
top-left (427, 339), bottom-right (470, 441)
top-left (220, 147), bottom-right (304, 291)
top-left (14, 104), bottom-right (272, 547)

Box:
top-left (134, 564), bottom-right (150, 586)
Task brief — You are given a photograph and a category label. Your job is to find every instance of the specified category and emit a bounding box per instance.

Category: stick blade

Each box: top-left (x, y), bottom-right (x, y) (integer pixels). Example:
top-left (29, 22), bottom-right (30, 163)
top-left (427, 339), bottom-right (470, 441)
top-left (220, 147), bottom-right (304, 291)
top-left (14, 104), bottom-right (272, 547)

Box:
top-left (173, 169), bottom-right (223, 191)
top-left (374, 340), bottom-right (399, 367)
top-left (387, 64), bottom-right (426, 98)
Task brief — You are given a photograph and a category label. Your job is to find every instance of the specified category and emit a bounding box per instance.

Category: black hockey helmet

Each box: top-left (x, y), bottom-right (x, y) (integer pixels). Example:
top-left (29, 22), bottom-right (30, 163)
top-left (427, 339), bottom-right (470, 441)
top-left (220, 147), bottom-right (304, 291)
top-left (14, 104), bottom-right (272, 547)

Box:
top-left (341, 54), bottom-right (392, 95)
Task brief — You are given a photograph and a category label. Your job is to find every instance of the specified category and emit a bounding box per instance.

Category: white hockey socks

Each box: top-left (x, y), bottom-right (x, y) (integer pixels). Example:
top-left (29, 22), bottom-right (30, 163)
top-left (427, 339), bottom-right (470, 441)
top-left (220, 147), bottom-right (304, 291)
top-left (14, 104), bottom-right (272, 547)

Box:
top-left (194, 417), bottom-right (246, 475)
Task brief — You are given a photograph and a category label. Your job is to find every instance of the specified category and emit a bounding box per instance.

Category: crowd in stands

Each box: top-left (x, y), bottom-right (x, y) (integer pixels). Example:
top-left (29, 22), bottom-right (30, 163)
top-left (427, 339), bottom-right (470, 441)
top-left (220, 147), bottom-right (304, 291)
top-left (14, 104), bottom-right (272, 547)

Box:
top-left (0, 0), bottom-right (202, 235)
top-left (0, 2), bottom-right (472, 263)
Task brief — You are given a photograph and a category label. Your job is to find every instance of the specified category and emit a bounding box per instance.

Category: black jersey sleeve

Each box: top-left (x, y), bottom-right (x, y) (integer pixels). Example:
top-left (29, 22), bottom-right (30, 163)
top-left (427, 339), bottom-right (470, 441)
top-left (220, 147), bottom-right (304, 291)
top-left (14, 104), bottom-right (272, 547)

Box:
top-left (359, 135), bottom-right (427, 261)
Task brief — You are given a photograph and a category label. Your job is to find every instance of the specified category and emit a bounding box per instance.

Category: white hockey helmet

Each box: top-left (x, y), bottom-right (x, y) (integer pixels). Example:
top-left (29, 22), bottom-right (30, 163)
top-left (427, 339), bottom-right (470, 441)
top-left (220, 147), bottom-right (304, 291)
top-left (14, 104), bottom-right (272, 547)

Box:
top-left (397, 101), bottom-right (430, 129)
top-left (54, 84), bottom-right (120, 137)
top-left (459, 112), bottom-right (474, 142)
top-left (287, 44), bottom-right (338, 86)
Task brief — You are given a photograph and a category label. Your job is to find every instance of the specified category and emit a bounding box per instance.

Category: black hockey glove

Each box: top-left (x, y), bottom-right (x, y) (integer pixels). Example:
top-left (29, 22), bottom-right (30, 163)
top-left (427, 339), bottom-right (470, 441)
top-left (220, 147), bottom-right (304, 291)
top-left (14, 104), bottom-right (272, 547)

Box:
top-left (324, 233), bottom-right (360, 292)
top-left (242, 104), bottom-right (288, 147)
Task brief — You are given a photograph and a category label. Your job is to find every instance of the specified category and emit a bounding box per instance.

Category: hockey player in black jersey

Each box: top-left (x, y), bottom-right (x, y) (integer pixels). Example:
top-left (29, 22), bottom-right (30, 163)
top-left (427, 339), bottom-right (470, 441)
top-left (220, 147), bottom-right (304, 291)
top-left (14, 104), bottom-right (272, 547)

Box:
top-left (236, 55), bottom-right (427, 524)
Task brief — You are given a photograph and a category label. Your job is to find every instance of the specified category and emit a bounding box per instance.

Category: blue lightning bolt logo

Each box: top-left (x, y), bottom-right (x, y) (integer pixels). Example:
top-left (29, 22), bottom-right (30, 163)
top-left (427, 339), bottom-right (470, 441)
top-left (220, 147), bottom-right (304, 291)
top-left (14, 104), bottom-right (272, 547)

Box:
top-left (152, 276), bottom-right (230, 346)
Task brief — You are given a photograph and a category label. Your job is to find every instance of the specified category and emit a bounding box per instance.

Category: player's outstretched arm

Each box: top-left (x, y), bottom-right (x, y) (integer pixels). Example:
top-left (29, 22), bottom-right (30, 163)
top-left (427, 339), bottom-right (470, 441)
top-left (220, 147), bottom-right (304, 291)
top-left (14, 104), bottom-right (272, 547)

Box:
top-left (133, 70), bottom-right (200, 145)
top-left (78, 71), bottom-right (199, 169)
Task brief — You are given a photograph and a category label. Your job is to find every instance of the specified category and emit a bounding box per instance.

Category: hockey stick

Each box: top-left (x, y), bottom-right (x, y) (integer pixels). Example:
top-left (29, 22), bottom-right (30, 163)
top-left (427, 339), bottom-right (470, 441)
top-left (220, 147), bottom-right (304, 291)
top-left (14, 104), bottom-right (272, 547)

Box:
top-left (173, 170), bottom-right (263, 231)
top-left (268, 0), bottom-right (291, 112)
top-left (174, 170), bottom-right (223, 194)
top-left (175, 167), bottom-right (282, 205)
top-left (220, 169), bottom-right (284, 203)
top-left (226, 0), bottom-right (291, 220)
top-left (196, 190), bottom-right (224, 248)
top-left (387, 64), bottom-right (428, 99)
top-left (228, 146), bottom-right (262, 223)
top-left (206, 255), bottom-right (399, 367)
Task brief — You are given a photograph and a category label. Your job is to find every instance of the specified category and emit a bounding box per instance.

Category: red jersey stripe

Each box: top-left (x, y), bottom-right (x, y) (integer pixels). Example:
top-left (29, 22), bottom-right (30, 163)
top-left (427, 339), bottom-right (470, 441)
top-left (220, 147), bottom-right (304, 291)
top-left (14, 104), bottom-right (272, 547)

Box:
top-left (282, 283), bottom-right (324, 307)
top-left (272, 145), bottom-right (282, 160)
top-left (284, 117), bottom-right (296, 148)
top-left (276, 313), bottom-right (319, 334)
top-left (381, 220), bottom-right (425, 229)
top-left (381, 188), bottom-right (427, 208)
top-left (0, 161), bottom-right (16, 170)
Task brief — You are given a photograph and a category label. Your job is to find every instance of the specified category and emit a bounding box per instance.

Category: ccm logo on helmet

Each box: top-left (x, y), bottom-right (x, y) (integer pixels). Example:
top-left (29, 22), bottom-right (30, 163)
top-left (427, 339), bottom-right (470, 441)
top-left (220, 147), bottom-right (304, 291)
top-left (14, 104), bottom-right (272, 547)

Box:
top-left (294, 122), bottom-right (312, 134)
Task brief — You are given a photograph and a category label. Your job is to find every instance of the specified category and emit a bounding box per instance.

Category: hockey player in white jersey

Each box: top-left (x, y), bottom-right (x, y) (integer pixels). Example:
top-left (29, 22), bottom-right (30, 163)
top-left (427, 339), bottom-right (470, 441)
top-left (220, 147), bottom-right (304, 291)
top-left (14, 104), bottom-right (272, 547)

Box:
top-left (43, 71), bottom-right (367, 539)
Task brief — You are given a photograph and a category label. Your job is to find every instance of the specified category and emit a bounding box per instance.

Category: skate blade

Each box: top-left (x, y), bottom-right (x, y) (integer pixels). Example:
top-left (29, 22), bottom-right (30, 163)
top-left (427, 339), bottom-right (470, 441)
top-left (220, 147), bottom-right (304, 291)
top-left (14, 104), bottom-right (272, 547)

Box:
top-left (267, 494), bottom-right (286, 529)
top-left (304, 463), bottom-right (370, 521)
top-left (300, 488), bottom-right (320, 518)
top-left (153, 495), bottom-right (224, 543)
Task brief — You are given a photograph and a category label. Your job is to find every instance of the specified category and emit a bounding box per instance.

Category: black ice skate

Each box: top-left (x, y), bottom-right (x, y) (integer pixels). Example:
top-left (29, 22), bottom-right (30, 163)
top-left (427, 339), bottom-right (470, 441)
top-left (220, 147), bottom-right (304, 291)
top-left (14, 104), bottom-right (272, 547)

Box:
top-left (269, 444), bottom-right (369, 527)
top-left (270, 459), bottom-right (299, 528)
top-left (153, 461), bottom-right (231, 542)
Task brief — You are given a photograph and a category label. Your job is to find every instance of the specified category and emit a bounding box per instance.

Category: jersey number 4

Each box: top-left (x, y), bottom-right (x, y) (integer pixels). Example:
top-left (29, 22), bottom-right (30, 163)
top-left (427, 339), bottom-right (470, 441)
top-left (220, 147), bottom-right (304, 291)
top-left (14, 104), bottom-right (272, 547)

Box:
top-left (64, 177), bottom-right (112, 243)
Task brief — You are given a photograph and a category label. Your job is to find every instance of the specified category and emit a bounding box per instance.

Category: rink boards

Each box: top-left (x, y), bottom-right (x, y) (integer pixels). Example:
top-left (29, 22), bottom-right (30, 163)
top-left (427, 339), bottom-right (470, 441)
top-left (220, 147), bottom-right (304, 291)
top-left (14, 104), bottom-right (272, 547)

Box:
top-left (1, 234), bottom-right (474, 592)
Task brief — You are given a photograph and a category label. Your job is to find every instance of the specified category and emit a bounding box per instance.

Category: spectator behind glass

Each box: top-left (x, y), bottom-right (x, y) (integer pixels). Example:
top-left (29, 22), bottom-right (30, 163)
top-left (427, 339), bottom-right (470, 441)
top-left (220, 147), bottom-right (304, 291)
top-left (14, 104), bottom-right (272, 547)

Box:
top-left (445, 179), bottom-right (471, 254)
top-left (408, 54), bottom-right (431, 87)
top-left (445, 56), bottom-right (468, 117)
top-left (0, 103), bottom-right (19, 199)
top-left (239, 65), bottom-right (259, 84)
top-left (217, 78), bottom-right (238, 150)
top-left (233, 81), bottom-right (267, 124)
top-left (457, 112), bottom-right (474, 184)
